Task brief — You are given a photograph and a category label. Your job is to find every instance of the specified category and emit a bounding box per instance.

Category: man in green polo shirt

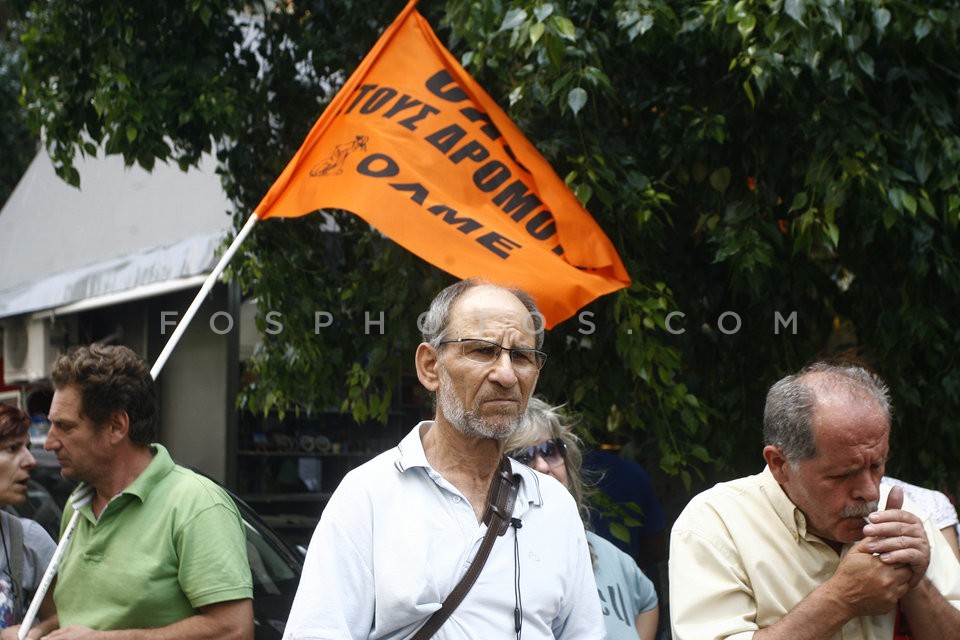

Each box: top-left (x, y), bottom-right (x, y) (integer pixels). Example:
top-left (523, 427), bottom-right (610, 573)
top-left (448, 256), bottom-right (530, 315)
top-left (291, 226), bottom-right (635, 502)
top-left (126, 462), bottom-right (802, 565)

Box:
top-left (36, 344), bottom-right (253, 640)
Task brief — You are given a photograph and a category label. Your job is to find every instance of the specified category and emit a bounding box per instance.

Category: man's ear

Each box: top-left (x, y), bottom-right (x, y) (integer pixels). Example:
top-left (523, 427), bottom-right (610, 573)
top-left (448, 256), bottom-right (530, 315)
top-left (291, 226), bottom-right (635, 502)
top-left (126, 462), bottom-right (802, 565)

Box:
top-left (415, 343), bottom-right (440, 392)
top-left (763, 445), bottom-right (791, 483)
top-left (106, 410), bottom-right (131, 445)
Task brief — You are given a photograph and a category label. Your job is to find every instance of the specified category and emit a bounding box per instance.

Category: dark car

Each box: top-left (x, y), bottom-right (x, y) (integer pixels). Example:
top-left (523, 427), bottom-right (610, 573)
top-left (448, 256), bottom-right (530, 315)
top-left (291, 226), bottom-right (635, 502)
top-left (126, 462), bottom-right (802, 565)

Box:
top-left (10, 446), bottom-right (304, 640)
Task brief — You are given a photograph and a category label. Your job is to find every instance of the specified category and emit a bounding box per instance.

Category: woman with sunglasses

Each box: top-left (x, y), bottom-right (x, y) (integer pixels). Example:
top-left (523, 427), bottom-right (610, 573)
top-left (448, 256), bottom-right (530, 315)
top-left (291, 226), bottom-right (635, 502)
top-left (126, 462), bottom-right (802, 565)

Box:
top-left (506, 397), bottom-right (659, 640)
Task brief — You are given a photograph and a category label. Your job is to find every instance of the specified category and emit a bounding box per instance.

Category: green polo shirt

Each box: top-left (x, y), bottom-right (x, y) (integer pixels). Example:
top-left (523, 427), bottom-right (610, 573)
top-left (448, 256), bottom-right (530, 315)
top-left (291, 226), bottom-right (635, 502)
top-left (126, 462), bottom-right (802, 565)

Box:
top-left (54, 444), bottom-right (252, 630)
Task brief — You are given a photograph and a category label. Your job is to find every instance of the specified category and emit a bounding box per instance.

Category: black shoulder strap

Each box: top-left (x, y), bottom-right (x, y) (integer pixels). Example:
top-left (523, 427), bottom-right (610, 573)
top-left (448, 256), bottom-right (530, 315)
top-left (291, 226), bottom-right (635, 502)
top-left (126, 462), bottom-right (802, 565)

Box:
top-left (411, 457), bottom-right (520, 640)
top-left (1, 511), bottom-right (25, 622)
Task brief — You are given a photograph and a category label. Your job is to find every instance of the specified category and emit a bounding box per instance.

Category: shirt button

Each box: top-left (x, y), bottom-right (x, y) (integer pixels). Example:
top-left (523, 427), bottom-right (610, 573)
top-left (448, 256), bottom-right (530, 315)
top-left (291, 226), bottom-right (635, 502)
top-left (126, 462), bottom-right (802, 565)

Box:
top-left (450, 495), bottom-right (461, 503)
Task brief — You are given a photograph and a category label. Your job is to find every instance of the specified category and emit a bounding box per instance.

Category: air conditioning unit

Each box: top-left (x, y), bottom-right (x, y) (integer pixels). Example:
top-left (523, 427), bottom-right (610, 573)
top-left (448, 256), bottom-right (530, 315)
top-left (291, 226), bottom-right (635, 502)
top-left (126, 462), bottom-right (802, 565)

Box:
top-left (2, 315), bottom-right (76, 383)
top-left (0, 390), bottom-right (21, 409)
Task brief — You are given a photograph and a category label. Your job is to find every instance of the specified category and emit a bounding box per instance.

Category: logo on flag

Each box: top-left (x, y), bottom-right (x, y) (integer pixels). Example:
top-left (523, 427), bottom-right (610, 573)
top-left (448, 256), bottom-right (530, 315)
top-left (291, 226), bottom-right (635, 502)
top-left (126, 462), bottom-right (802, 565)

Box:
top-left (310, 136), bottom-right (369, 177)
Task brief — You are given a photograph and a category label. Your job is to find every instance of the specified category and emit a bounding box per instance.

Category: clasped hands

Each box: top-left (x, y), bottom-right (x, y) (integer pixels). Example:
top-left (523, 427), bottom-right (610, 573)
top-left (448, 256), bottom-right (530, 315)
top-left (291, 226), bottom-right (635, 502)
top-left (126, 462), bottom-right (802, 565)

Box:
top-left (833, 485), bottom-right (931, 617)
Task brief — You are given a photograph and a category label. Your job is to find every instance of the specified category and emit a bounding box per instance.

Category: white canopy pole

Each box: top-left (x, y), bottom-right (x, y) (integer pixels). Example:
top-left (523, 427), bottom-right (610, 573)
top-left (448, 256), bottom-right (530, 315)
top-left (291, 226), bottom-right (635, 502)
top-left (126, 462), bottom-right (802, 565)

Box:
top-left (150, 212), bottom-right (259, 379)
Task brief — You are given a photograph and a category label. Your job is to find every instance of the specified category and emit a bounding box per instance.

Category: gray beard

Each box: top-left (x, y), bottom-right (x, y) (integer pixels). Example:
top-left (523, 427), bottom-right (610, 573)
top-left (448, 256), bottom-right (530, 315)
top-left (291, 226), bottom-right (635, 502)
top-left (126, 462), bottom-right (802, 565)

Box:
top-left (437, 368), bottom-right (521, 440)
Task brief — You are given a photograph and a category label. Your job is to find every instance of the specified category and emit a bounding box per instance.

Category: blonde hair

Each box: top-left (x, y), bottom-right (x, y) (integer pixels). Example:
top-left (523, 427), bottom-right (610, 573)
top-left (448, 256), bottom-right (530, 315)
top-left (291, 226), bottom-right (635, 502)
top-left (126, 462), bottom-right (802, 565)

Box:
top-left (506, 396), bottom-right (593, 527)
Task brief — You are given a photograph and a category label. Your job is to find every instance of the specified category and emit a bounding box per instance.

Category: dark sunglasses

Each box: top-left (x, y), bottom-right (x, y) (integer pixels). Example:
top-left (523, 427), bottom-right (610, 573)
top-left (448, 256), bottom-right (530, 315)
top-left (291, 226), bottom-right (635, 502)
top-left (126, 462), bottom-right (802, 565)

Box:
top-left (509, 438), bottom-right (566, 467)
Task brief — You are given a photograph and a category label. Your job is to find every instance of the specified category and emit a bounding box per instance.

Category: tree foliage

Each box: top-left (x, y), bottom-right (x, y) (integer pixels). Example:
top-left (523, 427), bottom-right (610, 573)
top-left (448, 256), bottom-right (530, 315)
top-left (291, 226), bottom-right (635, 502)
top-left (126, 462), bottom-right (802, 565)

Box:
top-left (14, 0), bottom-right (960, 499)
top-left (0, 2), bottom-right (36, 204)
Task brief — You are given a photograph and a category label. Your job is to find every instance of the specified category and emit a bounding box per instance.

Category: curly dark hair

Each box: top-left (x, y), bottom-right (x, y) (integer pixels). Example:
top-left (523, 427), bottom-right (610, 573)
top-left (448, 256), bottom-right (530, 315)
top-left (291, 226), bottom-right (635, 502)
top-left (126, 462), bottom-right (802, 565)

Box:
top-left (50, 344), bottom-right (157, 446)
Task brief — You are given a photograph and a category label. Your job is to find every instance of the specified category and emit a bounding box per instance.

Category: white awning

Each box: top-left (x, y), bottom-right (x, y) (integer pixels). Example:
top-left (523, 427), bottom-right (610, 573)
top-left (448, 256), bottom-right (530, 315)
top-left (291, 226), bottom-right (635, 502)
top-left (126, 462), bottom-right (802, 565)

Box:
top-left (0, 149), bottom-right (234, 319)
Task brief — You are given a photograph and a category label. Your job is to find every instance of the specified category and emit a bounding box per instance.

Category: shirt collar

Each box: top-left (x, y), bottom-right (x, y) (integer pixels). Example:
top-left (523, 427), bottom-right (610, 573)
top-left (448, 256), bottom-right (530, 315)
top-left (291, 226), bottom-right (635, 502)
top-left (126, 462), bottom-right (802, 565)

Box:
top-left (508, 458), bottom-right (544, 512)
top-left (759, 465), bottom-right (810, 540)
top-left (394, 422), bottom-right (433, 472)
top-left (119, 443), bottom-right (175, 502)
top-left (72, 443), bottom-right (175, 522)
top-left (394, 422), bottom-right (544, 512)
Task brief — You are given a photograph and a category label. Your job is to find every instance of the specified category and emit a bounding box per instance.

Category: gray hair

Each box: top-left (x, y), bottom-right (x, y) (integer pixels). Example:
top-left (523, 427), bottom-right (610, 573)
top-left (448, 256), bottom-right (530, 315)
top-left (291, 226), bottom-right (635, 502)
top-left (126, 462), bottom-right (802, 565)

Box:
top-left (763, 361), bottom-right (892, 462)
top-left (420, 278), bottom-right (545, 348)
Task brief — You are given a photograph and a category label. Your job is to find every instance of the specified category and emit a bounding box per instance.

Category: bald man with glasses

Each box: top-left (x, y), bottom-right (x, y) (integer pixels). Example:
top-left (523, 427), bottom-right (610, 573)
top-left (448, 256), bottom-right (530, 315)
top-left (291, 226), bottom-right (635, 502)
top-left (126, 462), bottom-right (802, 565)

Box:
top-left (283, 278), bottom-right (603, 640)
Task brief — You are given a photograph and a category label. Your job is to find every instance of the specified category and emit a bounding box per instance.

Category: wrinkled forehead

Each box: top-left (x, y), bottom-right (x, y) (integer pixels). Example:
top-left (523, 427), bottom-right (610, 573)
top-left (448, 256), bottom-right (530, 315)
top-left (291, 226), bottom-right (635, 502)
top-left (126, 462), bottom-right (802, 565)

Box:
top-left (446, 286), bottom-right (538, 341)
top-left (810, 393), bottom-right (890, 460)
top-left (49, 384), bottom-right (90, 424)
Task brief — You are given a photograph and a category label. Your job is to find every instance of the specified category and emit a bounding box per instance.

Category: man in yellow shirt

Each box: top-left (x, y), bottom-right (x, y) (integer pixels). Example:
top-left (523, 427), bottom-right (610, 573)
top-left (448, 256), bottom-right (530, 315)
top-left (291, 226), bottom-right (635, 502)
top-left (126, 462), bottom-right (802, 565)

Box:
top-left (669, 361), bottom-right (960, 640)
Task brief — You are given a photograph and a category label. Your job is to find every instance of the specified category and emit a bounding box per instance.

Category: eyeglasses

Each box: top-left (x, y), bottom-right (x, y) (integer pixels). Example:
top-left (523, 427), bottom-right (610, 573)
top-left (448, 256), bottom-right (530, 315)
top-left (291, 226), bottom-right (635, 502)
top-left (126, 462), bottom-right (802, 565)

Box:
top-left (438, 338), bottom-right (548, 372)
top-left (509, 438), bottom-right (566, 467)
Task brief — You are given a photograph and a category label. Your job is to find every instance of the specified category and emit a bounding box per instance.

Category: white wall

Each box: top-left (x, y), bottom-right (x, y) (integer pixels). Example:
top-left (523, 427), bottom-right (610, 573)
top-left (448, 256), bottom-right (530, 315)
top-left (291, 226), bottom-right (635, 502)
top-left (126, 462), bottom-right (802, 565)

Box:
top-left (154, 286), bottom-right (232, 483)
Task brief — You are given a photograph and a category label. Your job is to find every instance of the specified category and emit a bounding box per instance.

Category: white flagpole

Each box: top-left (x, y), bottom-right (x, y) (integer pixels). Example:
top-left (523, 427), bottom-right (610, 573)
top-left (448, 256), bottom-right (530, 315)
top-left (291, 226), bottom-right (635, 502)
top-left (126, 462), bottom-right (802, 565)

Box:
top-left (150, 212), bottom-right (260, 379)
top-left (17, 213), bottom-right (260, 638)
top-left (18, 490), bottom-right (93, 639)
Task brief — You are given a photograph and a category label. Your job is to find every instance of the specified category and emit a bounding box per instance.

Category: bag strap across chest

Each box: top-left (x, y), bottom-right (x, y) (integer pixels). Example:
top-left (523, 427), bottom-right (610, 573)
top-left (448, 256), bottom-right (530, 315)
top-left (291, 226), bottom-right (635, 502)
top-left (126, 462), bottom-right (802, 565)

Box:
top-left (410, 456), bottom-right (521, 639)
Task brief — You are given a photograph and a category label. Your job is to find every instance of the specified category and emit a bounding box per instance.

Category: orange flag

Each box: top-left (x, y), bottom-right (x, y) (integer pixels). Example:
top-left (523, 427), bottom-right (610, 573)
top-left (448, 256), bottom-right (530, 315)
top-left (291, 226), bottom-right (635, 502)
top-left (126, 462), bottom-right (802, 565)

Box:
top-left (254, 0), bottom-right (630, 328)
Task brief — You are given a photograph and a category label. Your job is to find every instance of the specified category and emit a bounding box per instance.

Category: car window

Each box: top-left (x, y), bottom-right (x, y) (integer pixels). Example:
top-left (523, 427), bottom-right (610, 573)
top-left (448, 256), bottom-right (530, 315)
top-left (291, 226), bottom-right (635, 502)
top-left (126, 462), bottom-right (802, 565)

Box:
top-left (22, 457), bottom-right (301, 640)
top-left (7, 479), bottom-right (64, 540)
top-left (244, 519), bottom-right (298, 594)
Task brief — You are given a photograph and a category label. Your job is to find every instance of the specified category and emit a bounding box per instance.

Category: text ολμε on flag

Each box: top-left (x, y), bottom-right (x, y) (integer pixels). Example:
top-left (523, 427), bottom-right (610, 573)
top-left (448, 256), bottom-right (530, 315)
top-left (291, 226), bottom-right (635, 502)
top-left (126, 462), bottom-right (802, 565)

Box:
top-left (253, 0), bottom-right (630, 328)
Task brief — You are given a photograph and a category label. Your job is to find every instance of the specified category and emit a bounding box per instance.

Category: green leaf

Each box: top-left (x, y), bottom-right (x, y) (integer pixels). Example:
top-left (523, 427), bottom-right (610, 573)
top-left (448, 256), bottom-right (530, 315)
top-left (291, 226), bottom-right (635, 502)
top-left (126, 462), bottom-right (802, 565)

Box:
top-left (825, 221), bottom-right (840, 248)
top-left (608, 522), bottom-right (631, 544)
top-left (902, 192), bottom-right (918, 215)
top-left (856, 52), bottom-right (874, 78)
top-left (690, 445), bottom-right (712, 462)
top-left (789, 191), bottom-right (809, 211)
top-left (63, 165), bottom-right (81, 188)
top-left (915, 151), bottom-right (933, 185)
top-left (709, 167), bottom-right (732, 193)
top-left (499, 8), bottom-right (527, 32)
top-left (828, 59), bottom-right (846, 81)
top-left (743, 78), bottom-right (756, 107)
top-left (583, 66), bottom-right (613, 92)
top-left (567, 87), bottom-right (588, 115)
top-left (929, 9), bottom-right (949, 24)
top-left (635, 14), bottom-right (655, 39)
top-left (551, 16), bottom-right (577, 41)
top-left (530, 22), bottom-right (545, 45)
top-left (823, 8), bottom-right (843, 36)
top-left (882, 208), bottom-right (897, 229)
top-left (873, 8), bottom-right (891, 32)
top-left (947, 195), bottom-right (960, 227)
top-left (785, 0), bottom-right (806, 26)
top-left (533, 4), bottom-right (554, 22)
